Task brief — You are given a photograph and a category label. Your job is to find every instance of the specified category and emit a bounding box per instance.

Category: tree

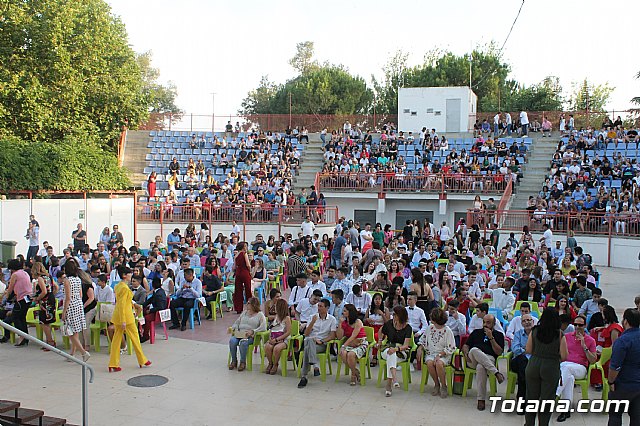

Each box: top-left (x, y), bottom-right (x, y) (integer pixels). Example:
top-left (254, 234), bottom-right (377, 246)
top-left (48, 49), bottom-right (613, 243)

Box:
top-left (0, 0), bottom-right (149, 150)
top-left (239, 76), bottom-right (281, 115)
top-left (371, 50), bottom-right (409, 114)
top-left (289, 41), bottom-right (317, 75)
top-left (630, 70), bottom-right (640, 109)
top-left (569, 79), bottom-right (614, 111)
top-left (500, 77), bottom-right (564, 111)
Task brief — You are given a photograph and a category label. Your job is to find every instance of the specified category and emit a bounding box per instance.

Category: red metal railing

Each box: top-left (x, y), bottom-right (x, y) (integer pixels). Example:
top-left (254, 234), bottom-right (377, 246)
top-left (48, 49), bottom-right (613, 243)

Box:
top-left (465, 209), bottom-right (640, 238)
top-left (317, 172), bottom-right (512, 195)
top-left (137, 202), bottom-right (338, 226)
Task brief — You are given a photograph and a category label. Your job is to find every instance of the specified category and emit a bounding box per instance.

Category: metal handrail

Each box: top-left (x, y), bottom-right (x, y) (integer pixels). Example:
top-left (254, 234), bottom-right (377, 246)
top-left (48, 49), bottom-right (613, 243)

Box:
top-left (0, 320), bottom-right (94, 426)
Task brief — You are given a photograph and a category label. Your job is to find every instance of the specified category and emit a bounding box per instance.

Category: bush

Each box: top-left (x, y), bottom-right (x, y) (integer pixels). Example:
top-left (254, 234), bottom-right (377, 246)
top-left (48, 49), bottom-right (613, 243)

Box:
top-left (0, 137), bottom-right (130, 191)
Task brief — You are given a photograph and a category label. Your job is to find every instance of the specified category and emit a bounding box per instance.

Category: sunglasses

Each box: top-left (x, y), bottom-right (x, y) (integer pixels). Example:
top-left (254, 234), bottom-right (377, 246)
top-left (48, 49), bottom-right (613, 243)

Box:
top-left (574, 323), bottom-right (586, 327)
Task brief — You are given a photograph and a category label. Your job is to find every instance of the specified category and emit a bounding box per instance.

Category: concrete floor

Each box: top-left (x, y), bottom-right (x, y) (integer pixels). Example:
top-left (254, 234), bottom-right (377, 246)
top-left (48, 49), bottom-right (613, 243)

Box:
top-left (1, 266), bottom-right (635, 426)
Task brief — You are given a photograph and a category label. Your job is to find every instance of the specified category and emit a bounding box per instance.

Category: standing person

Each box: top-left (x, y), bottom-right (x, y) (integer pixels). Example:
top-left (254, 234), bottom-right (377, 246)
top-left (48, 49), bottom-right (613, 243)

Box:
top-left (490, 222), bottom-right (500, 251)
top-left (232, 242), bottom-right (252, 314)
top-left (493, 112), bottom-right (501, 138)
top-left (108, 266), bottom-right (150, 372)
top-left (520, 110), bottom-right (529, 136)
top-left (505, 111), bottom-right (512, 136)
top-left (61, 260), bottom-right (90, 360)
top-left (286, 245), bottom-right (306, 290)
top-left (72, 223), bottom-right (87, 255)
top-left (524, 309), bottom-right (567, 425)
top-left (378, 305), bottom-right (413, 397)
top-left (26, 220), bottom-right (39, 263)
top-left (147, 171), bottom-right (157, 199)
top-left (109, 225), bottom-right (124, 249)
top-left (607, 308), bottom-right (640, 426)
top-left (331, 230), bottom-right (348, 269)
top-left (32, 261), bottom-right (57, 348)
top-left (2, 259), bottom-right (32, 346)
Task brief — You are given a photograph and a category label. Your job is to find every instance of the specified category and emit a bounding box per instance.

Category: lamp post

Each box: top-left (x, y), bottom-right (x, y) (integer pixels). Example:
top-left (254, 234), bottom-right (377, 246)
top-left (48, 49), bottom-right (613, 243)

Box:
top-left (210, 92), bottom-right (216, 133)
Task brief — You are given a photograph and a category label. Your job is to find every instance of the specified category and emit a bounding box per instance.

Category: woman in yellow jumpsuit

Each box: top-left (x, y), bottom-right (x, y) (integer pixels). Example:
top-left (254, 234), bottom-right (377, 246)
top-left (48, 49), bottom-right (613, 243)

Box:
top-left (109, 266), bottom-right (151, 372)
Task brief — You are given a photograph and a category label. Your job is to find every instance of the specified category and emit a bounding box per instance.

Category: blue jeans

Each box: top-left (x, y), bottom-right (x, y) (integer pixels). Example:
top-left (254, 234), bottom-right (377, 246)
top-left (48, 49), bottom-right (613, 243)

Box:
top-left (229, 336), bottom-right (254, 363)
top-left (331, 254), bottom-right (342, 269)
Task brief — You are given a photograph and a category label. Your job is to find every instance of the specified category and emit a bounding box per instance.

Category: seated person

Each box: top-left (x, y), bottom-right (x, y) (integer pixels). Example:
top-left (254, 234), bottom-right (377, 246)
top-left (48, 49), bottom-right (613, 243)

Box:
top-left (505, 302), bottom-right (539, 340)
top-left (462, 314), bottom-right (505, 411)
top-left (228, 297), bottom-right (266, 371)
top-left (345, 284), bottom-right (372, 320)
top-left (468, 303), bottom-right (504, 335)
top-left (295, 289), bottom-right (323, 331)
top-left (418, 307), bottom-right (456, 398)
top-left (202, 265), bottom-right (224, 320)
top-left (288, 273), bottom-right (312, 317)
top-left (140, 278), bottom-right (168, 343)
top-left (377, 305), bottom-right (413, 397)
top-left (336, 304), bottom-right (368, 386)
top-left (555, 314), bottom-right (596, 422)
top-left (297, 298), bottom-right (338, 388)
top-left (169, 268), bottom-right (202, 331)
top-left (445, 299), bottom-right (467, 347)
top-left (263, 299), bottom-right (292, 375)
top-left (510, 313), bottom-right (534, 403)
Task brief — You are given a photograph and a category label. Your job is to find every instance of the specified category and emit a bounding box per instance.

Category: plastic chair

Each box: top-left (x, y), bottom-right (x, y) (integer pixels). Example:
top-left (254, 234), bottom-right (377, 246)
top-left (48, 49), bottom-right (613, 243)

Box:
top-left (26, 307), bottom-right (43, 340)
top-left (376, 331), bottom-right (418, 391)
top-left (489, 308), bottom-right (509, 329)
top-left (296, 338), bottom-right (340, 382)
top-left (258, 320), bottom-right (300, 375)
top-left (173, 297), bottom-right (202, 329)
top-left (419, 349), bottom-right (457, 396)
top-left (461, 351), bottom-right (498, 397)
top-left (207, 292), bottom-right (225, 321)
top-left (336, 326), bottom-right (375, 386)
top-left (512, 301), bottom-right (540, 316)
top-left (575, 347), bottom-right (612, 401)
top-left (149, 298), bottom-right (170, 344)
top-left (50, 309), bottom-right (71, 349)
top-left (503, 352), bottom-right (519, 399)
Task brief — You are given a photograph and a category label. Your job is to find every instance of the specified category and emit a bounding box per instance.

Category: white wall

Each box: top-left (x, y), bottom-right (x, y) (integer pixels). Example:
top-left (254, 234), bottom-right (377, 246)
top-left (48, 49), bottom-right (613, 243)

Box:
top-left (398, 87), bottom-right (477, 133)
top-left (0, 197), bottom-right (134, 258)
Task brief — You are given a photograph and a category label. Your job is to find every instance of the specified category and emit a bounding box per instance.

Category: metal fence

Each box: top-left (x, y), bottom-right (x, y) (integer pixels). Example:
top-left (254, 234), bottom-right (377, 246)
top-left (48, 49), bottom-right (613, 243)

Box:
top-left (137, 202), bottom-right (338, 226)
top-left (317, 172), bottom-right (512, 195)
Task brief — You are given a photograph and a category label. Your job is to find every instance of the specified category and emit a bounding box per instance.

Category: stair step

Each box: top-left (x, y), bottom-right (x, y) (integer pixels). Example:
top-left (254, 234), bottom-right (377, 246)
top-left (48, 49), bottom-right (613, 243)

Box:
top-left (0, 408), bottom-right (45, 424)
top-left (0, 400), bottom-right (20, 415)
top-left (24, 416), bottom-right (67, 426)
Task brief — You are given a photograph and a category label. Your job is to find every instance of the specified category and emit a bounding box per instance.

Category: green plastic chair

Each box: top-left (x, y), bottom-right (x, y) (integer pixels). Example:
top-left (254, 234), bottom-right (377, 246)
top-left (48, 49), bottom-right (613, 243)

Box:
top-left (336, 326), bottom-right (375, 386)
top-left (419, 348), bottom-right (457, 396)
top-left (207, 292), bottom-right (225, 321)
top-left (257, 320), bottom-right (300, 375)
top-left (376, 332), bottom-right (418, 391)
top-left (575, 346), bottom-right (612, 401)
top-left (296, 338), bottom-right (340, 381)
top-left (461, 350), bottom-right (498, 397)
top-left (503, 352), bottom-right (519, 399)
top-left (512, 301), bottom-right (541, 316)
top-left (50, 309), bottom-right (71, 349)
top-left (26, 307), bottom-right (43, 341)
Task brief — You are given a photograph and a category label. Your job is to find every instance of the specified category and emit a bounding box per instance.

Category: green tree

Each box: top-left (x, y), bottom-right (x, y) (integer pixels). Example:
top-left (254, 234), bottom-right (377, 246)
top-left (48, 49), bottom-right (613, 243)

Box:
top-left (239, 76), bottom-right (281, 114)
top-left (289, 41), bottom-right (317, 75)
top-left (371, 50), bottom-right (409, 114)
top-left (0, 0), bottom-right (149, 149)
top-left (501, 76), bottom-right (564, 111)
top-left (569, 79), bottom-right (614, 111)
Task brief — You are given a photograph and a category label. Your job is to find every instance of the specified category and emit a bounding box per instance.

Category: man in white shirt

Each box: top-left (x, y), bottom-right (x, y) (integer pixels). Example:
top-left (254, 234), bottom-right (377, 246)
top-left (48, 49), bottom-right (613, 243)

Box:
top-left (488, 278), bottom-right (516, 314)
top-left (520, 111), bottom-right (529, 136)
top-left (359, 223), bottom-right (373, 250)
top-left (298, 299), bottom-right (338, 387)
top-left (301, 217), bottom-right (316, 237)
top-left (289, 274), bottom-right (313, 316)
top-left (329, 267), bottom-right (353, 296)
top-left (493, 112), bottom-right (500, 138)
top-left (540, 224), bottom-right (553, 249)
top-left (505, 112), bottom-right (512, 136)
top-left (406, 293), bottom-right (428, 343)
top-left (445, 300), bottom-right (467, 347)
top-left (296, 290), bottom-right (323, 330)
top-left (468, 303), bottom-right (504, 334)
top-left (505, 302), bottom-right (539, 340)
top-left (174, 258), bottom-right (191, 290)
top-left (308, 270), bottom-right (327, 296)
top-left (345, 284), bottom-right (372, 319)
top-left (94, 274), bottom-right (115, 303)
top-left (412, 244), bottom-right (429, 266)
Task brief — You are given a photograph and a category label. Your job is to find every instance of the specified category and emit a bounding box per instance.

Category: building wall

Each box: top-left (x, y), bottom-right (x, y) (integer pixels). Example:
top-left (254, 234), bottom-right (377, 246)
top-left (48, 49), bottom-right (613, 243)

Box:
top-left (398, 87), bottom-right (477, 133)
top-left (0, 197), bottom-right (134, 258)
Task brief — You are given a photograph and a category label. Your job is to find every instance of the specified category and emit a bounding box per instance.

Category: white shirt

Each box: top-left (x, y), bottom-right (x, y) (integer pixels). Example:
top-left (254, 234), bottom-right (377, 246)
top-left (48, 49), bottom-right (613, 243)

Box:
top-left (301, 221), bottom-right (315, 237)
top-left (520, 111), bottom-right (529, 125)
top-left (543, 229), bottom-right (553, 248)
top-left (438, 226), bottom-right (452, 241)
top-left (468, 314), bottom-right (504, 334)
top-left (445, 311), bottom-right (467, 336)
top-left (488, 288), bottom-right (515, 312)
top-left (345, 292), bottom-right (372, 314)
top-left (307, 313), bottom-right (338, 340)
top-left (505, 113), bottom-right (512, 125)
top-left (406, 305), bottom-right (428, 337)
top-left (308, 280), bottom-right (327, 296)
top-left (506, 315), bottom-right (538, 340)
top-left (94, 284), bottom-right (115, 304)
top-left (359, 230), bottom-right (372, 249)
top-left (288, 285), bottom-right (312, 306)
top-left (296, 298), bottom-right (319, 323)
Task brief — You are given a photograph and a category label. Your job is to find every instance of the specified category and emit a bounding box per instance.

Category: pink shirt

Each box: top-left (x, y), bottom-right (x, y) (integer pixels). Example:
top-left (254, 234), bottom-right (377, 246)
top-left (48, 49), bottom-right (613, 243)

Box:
top-left (12, 270), bottom-right (32, 301)
top-left (565, 331), bottom-right (596, 367)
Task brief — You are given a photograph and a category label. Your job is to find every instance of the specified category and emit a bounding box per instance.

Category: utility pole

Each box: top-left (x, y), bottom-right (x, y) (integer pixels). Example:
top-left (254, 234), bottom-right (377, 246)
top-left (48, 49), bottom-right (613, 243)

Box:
top-left (211, 92), bottom-right (216, 133)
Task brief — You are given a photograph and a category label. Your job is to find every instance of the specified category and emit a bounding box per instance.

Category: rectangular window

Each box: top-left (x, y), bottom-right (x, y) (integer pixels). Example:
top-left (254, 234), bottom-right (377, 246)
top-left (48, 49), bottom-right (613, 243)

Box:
top-left (395, 210), bottom-right (433, 231)
top-left (354, 209), bottom-right (376, 227)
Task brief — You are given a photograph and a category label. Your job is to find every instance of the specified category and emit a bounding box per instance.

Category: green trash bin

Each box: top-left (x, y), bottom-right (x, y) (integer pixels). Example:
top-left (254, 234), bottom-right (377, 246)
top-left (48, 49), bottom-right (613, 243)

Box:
top-left (0, 240), bottom-right (17, 263)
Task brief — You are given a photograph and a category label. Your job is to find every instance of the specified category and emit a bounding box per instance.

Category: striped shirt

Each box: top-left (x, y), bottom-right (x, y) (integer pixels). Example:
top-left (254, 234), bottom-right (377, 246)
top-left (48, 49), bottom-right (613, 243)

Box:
top-left (287, 255), bottom-right (306, 277)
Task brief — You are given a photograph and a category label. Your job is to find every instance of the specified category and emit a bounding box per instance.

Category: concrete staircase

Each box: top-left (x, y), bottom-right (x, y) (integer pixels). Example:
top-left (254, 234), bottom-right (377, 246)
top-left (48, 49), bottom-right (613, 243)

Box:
top-left (122, 130), bottom-right (151, 190)
top-left (510, 135), bottom-right (558, 210)
top-left (293, 135), bottom-right (324, 190)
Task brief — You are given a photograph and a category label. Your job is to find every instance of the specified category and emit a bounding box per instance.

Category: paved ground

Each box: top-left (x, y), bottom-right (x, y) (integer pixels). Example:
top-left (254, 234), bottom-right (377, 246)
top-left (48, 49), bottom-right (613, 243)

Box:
top-left (1, 266), bottom-right (635, 425)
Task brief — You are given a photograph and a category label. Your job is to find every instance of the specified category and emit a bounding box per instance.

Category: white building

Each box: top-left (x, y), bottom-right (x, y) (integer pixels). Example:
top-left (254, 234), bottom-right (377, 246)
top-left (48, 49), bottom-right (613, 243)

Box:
top-left (398, 87), bottom-right (477, 133)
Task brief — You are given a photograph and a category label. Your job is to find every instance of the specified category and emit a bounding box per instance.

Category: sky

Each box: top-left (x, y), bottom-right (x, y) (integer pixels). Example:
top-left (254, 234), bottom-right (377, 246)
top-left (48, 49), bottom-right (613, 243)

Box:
top-left (107, 0), bottom-right (640, 128)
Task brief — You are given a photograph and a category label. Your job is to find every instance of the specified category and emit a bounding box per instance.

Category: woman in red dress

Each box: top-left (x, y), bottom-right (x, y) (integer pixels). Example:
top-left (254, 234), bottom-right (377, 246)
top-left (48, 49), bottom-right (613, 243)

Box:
top-left (233, 242), bottom-right (253, 314)
top-left (147, 172), bottom-right (157, 199)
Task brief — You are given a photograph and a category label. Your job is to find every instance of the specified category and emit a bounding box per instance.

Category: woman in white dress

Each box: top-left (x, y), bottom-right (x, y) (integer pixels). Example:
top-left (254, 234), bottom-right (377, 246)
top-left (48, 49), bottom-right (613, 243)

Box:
top-left (559, 114), bottom-right (566, 135)
top-left (417, 308), bottom-right (456, 398)
top-left (61, 260), bottom-right (90, 361)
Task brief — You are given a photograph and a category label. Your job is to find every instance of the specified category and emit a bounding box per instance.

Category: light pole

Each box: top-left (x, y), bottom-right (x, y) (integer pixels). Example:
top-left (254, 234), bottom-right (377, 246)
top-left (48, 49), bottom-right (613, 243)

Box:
top-left (210, 92), bottom-right (216, 133)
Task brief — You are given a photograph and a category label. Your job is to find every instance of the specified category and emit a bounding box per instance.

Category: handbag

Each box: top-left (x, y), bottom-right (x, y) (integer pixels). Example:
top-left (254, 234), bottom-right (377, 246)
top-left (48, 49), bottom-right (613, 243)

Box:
top-left (61, 320), bottom-right (74, 337)
top-left (97, 303), bottom-right (115, 322)
top-left (233, 330), bottom-right (249, 339)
